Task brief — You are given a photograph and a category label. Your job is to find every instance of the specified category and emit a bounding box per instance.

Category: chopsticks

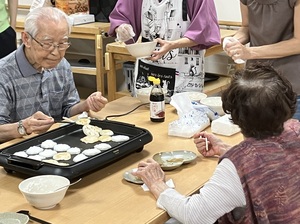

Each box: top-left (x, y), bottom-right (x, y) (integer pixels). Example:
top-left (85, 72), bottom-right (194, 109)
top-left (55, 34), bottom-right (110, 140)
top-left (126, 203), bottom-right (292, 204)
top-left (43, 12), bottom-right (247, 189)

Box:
top-left (62, 117), bottom-right (75, 123)
top-left (199, 136), bottom-right (209, 151)
top-left (54, 117), bottom-right (75, 124)
top-left (17, 210), bottom-right (52, 224)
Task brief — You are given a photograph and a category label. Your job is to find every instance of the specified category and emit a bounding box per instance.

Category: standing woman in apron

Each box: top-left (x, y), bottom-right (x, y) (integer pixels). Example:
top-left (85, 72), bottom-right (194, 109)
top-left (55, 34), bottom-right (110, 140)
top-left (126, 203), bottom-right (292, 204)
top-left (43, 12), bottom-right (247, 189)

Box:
top-left (108, 0), bottom-right (220, 101)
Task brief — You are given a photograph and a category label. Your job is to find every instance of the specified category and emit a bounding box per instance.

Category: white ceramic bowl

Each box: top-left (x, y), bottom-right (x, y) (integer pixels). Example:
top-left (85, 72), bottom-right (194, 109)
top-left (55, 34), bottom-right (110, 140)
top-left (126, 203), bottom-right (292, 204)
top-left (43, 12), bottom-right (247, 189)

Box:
top-left (172, 92), bottom-right (207, 103)
top-left (200, 96), bottom-right (224, 115)
top-left (19, 175), bottom-right (70, 209)
top-left (125, 41), bottom-right (157, 58)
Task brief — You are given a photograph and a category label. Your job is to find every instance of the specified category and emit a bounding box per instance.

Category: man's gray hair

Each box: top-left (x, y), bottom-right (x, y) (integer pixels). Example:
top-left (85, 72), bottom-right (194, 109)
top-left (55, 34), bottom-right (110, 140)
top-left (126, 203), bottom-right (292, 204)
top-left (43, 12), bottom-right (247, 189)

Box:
top-left (24, 7), bottom-right (72, 36)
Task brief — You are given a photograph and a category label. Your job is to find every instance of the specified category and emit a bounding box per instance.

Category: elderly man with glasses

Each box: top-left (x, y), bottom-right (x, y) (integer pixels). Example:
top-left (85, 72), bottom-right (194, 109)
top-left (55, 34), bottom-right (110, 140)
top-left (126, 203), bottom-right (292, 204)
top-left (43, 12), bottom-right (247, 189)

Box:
top-left (0, 7), bottom-right (108, 143)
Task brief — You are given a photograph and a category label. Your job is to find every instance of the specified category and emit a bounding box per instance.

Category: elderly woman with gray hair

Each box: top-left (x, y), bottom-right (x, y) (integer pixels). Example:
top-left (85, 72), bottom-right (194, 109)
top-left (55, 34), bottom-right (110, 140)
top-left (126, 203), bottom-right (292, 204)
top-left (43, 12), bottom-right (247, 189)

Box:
top-left (133, 63), bottom-right (300, 223)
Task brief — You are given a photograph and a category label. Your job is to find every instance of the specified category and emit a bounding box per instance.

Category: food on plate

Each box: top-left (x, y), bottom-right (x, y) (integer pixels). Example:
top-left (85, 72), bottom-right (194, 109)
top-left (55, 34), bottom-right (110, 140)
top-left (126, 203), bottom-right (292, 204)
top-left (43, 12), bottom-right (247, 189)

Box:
top-left (80, 135), bottom-right (99, 144)
top-left (67, 147), bottom-right (81, 154)
top-left (26, 146), bottom-right (44, 155)
top-left (98, 135), bottom-right (112, 142)
top-left (166, 157), bottom-right (184, 163)
top-left (73, 153), bottom-right (88, 163)
top-left (53, 144), bottom-right (71, 152)
top-left (39, 149), bottom-right (57, 158)
top-left (94, 143), bottom-right (112, 151)
top-left (41, 139), bottom-right (57, 149)
top-left (123, 168), bottom-right (144, 184)
top-left (53, 152), bottom-right (71, 161)
top-left (82, 148), bottom-right (101, 156)
top-left (111, 135), bottom-right (130, 142)
top-left (13, 151), bottom-right (28, 157)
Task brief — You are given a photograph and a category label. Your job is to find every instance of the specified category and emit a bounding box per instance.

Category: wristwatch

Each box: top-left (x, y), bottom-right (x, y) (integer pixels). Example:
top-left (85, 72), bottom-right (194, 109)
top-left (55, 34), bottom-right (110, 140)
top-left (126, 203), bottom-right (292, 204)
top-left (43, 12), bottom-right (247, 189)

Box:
top-left (17, 120), bottom-right (27, 136)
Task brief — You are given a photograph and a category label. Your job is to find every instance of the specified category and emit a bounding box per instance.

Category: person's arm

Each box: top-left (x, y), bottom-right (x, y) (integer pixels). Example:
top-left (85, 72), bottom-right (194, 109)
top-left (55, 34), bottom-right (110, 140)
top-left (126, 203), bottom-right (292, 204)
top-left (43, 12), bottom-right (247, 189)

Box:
top-left (0, 122), bottom-right (27, 142)
top-left (184, 0), bottom-right (221, 49)
top-left (151, 0), bottom-right (221, 60)
top-left (232, 2), bottom-right (250, 45)
top-left (230, 0), bottom-right (300, 60)
top-left (157, 159), bottom-right (246, 223)
top-left (150, 37), bottom-right (198, 61)
top-left (193, 132), bottom-right (232, 157)
top-left (108, 0), bottom-right (143, 42)
top-left (134, 158), bottom-right (246, 224)
top-left (69, 91), bottom-right (108, 117)
top-left (8, 0), bottom-right (18, 29)
top-left (0, 111), bottom-right (54, 142)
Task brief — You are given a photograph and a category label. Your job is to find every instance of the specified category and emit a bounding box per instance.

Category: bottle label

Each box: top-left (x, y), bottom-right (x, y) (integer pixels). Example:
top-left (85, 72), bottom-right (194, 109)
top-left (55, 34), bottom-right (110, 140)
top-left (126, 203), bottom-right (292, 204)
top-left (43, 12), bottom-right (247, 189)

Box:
top-left (150, 101), bottom-right (165, 119)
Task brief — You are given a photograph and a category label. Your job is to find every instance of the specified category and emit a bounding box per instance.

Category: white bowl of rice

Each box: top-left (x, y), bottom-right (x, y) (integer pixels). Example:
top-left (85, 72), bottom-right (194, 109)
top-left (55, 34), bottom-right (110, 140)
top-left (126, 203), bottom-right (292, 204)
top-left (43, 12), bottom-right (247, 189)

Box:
top-left (19, 175), bottom-right (70, 209)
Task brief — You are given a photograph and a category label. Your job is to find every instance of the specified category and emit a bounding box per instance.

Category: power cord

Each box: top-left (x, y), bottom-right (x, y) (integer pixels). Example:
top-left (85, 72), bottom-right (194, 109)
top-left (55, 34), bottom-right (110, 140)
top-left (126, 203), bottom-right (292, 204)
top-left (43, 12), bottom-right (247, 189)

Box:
top-left (104, 103), bottom-right (149, 120)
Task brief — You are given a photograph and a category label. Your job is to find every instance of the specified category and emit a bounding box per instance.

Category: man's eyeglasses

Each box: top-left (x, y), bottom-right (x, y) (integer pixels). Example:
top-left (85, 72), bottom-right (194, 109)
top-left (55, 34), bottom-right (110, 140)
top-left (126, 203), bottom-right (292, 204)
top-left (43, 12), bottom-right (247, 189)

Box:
top-left (27, 33), bottom-right (71, 51)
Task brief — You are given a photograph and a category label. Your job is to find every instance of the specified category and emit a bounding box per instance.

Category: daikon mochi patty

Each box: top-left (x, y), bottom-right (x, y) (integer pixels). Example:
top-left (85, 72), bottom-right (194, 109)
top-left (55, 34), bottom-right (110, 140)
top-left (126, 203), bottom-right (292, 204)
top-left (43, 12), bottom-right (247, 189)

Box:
top-left (54, 144), bottom-right (71, 152)
top-left (14, 151), bottom-right (28, 158)
top-left (39, 149), bottom-right (57, 158)
top-left (73, 153), bottom-right (88, 163)
top-left (111, 135), bottom-right (130, 142)
top-left (94, 143), bottom-right (112, 151)
top-left (26, 146), bottom-right (44, 155)
top-left (41, 139), bottom-right (57, 149)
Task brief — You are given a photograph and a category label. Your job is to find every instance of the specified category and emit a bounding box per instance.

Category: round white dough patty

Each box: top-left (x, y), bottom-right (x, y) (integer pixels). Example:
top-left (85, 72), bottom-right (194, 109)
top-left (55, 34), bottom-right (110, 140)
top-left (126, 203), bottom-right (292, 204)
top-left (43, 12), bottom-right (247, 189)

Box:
top-left (67, 147), bottom-right (81, 154)
top-left (82, 148), bottom-right (101, 156)
top-left (40, 139), bottom-right (57, 149)
top-left (13, 151), bottom-right (28, 157)
top-left (54, 144), bottom-right (71, 152)
top-left (73, 154), bottom-right (88, 163)
top-left (39, 149), bottom-right (57, 158)
top-left (111, 135), bottom-right (130, 142)
top-left (94, 143), bottom-right (112, 151)
top-left (28, 155), bottom-right (45, 161)
top-left (26, 146), bottom-right (44, 155)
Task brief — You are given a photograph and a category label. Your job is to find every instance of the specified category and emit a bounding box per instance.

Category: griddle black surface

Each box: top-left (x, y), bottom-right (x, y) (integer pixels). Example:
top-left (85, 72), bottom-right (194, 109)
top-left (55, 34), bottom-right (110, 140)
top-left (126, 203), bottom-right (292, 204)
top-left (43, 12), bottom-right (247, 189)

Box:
top-left (0, 119), bottom-right (152, 180)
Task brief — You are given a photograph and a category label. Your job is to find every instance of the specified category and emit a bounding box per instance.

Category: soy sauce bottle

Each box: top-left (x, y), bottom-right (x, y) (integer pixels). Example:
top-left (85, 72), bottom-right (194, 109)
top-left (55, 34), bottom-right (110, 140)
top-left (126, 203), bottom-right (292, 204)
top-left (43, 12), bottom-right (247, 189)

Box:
top-left (148, 76), bottom-right (165, 122)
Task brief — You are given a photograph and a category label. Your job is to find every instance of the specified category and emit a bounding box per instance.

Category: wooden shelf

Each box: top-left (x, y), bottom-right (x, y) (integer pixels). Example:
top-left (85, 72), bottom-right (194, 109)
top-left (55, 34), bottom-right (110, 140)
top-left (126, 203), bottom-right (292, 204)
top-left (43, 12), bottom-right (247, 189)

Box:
top-left (71, 66), bottom-right (96, 76)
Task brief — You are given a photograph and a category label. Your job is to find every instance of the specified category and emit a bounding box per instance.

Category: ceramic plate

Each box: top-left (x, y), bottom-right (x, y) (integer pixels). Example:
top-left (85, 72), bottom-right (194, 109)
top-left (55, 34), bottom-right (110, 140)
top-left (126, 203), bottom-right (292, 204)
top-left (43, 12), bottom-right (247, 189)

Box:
top-left (0, 212), bottom-right (29, 224)
top-left (153, 150), bottom-right (197, 170)
top-left (123, 168), bottom-right (144, 184)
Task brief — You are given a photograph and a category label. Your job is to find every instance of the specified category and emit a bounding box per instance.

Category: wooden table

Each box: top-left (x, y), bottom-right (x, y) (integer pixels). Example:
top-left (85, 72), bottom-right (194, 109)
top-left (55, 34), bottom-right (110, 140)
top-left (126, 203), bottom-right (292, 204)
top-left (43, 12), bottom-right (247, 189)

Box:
top-left (16, 20), bottom-right (111, 93)
top-left (105, 29), bottom-right (237, 101)
top-left (0, 97), bottom-right (243, 224)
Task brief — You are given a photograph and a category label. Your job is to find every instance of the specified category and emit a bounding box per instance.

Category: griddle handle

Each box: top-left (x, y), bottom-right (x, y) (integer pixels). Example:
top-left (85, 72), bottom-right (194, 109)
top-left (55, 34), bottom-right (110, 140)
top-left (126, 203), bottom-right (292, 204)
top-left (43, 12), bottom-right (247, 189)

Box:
top-left (7, 155), bottom-right (44, 170)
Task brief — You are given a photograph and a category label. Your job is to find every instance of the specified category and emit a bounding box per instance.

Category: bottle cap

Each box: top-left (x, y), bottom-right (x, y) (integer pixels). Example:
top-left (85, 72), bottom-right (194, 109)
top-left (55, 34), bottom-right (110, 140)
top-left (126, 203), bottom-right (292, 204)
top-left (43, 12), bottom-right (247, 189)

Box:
top-left (148, 76), bottom-right (160, 85)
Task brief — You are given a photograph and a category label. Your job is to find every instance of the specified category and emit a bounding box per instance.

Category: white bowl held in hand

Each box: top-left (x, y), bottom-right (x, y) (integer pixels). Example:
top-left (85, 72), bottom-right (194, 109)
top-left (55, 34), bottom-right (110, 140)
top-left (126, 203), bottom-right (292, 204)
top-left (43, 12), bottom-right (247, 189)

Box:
top-left (125, 41), bottom-right (157, 58)
top-left (200, 96), bottom-right (225, 115)
top-left (19, 175), bottom-right (70, 209)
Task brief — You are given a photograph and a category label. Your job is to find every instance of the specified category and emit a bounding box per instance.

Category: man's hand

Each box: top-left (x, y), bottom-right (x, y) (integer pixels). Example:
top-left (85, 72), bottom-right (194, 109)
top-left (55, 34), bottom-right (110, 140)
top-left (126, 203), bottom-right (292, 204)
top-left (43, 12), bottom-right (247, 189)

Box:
top-left (86, 91), bottom-right (108, 112)
top-left (23, 111), bottom-right (54, 135)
